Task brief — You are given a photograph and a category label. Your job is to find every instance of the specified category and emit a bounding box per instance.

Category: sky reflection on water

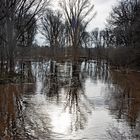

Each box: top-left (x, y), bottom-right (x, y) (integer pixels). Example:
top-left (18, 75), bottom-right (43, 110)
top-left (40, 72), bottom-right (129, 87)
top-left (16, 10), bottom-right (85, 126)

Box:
top-left (0, 60), bottom-right (140, 140)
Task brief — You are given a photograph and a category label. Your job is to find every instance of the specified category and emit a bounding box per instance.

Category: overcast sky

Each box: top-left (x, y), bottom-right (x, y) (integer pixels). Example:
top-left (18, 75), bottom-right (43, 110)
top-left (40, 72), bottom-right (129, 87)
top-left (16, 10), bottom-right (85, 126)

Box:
top-left (87, 0), bottom-right (118, 30)
top-left (36, 0), bottom-right (118, 45)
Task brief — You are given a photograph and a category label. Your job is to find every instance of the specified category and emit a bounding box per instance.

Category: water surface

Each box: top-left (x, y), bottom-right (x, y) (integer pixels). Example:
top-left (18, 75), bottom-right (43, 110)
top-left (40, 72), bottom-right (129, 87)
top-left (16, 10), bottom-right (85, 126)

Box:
top-left (0, 60), bottom-right (140, 140)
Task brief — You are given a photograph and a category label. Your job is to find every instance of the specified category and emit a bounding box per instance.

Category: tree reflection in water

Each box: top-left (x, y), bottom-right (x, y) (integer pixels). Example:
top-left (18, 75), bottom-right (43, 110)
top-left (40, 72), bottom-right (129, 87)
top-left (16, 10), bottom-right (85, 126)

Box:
top-left (0, 59), bottom-right (140, 139)
top-left (43, 60), bottom-right (93, 133)
top-left (0, 60), bottom-right (37, 139)
top-left (0, 84), bottom-right (37, 140)
top-left (106, 71), bottom-right (140, 139)
top-left (63, 61), bottom-right (92, 131)
top-left (45, 60), bottom-right (59, 102)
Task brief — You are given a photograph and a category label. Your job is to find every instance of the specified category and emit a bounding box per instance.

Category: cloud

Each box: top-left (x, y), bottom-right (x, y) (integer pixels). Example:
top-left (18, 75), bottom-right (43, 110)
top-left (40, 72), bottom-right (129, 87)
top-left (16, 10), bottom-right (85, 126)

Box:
top-left (35, 33), bottom-right (46, 46)
top-left (87, 0), bottom-right (118, 30)
top-left (94, 0), bottom-right (114, 5)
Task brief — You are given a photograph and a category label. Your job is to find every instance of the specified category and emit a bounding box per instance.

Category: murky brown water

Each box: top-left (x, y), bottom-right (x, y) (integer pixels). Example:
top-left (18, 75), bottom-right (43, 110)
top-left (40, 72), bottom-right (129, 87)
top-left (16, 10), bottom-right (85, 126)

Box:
top-left (0, 60), bottom-right (140, 140)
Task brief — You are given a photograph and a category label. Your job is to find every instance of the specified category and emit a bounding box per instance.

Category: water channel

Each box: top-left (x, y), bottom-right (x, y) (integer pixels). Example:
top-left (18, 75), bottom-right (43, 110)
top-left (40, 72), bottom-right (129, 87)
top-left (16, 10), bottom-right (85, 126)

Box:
top-left (0, 59), bottom-right (140, 140)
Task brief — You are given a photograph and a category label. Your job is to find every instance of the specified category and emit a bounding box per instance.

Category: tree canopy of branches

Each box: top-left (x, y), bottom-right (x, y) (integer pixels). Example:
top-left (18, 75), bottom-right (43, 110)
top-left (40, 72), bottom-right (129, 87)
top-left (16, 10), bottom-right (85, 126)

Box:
top-left (0, 0), bottom-right (50, 72)
top-left (41, 10), bottom-right (64, 48)
top-left (105, 0), bottom-right (140, 68)
top-left (59, 0), bottom-right (95, 49)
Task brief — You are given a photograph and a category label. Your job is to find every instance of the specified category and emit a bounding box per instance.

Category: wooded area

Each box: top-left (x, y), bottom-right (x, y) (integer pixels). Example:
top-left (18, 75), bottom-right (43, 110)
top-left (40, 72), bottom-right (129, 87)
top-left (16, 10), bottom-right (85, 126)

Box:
top-left (0, 0), bottom-right (140, 139)
top-left (96, 0), bottom-right (140, 69)
top-left (0, 0), bottom-right (140, 77)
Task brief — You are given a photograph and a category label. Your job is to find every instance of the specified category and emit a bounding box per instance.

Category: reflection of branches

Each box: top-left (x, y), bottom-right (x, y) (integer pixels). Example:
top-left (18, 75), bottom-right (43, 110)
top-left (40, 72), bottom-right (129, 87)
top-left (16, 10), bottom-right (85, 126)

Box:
top-left (45, 60), bottom-right (60, 103)
top-left (81, 60), bottom-right (110, 84)
top-left (93, 60), bottom-right (109, 82)
top-left (0, 84), bottom-right (37, 139)
top-left (22, 99), bottom-right (51, 139)
top-left (107, 125), bottom-right (130, 140)
top-left (16, 60), bottom-right (35, 83)
top-left (63, 61), bottom-right (92, 131)
top-left (106, 71), bottom-right (140, 138)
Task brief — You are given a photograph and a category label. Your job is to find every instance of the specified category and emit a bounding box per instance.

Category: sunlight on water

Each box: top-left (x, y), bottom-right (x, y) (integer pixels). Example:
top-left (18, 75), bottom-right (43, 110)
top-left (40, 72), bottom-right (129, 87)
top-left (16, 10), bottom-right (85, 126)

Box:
top-left (51, 110), bottom-right (71, 134)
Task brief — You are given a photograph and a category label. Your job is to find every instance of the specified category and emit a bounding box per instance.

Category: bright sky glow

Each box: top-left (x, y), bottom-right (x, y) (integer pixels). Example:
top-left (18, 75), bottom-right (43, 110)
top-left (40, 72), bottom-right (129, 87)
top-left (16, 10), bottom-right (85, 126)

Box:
top-left (87, 0), bottom-right (118, 30)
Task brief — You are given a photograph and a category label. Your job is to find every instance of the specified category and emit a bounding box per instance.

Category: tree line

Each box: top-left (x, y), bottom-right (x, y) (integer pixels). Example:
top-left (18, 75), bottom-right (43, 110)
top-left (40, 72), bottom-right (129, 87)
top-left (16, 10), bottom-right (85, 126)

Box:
top-left (92, 0), bottom-right (140, 69)
top-left (0, 0), bottom-right (50, 73)
top-left (0, 0), bottom-right (140, 76)
top-left (41, 0), bottom-right (140, 70)
top-left (0, 0), bottom-right (95, 75)
top-left (41, 0), bottom-right (95, 58)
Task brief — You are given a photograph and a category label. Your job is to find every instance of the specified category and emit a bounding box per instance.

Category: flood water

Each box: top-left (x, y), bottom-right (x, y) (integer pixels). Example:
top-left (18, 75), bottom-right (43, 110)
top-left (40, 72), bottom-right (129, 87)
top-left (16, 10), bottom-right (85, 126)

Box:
top-left (0, 59), bottom-right (140, 140)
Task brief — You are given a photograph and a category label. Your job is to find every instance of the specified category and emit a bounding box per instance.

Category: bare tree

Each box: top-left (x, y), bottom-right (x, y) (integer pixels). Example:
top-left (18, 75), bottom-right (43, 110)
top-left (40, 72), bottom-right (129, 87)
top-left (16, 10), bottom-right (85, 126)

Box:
top-left (41, 9), bottom-right (64, 56)
top-left (106, 0), bottom-right (140, 68)
top-left (41, 10), bottom-right (63, 47)
top-left (59, 0), bottom-right (95, 53)
top-left (0, 0), bottom-right (50, 73)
